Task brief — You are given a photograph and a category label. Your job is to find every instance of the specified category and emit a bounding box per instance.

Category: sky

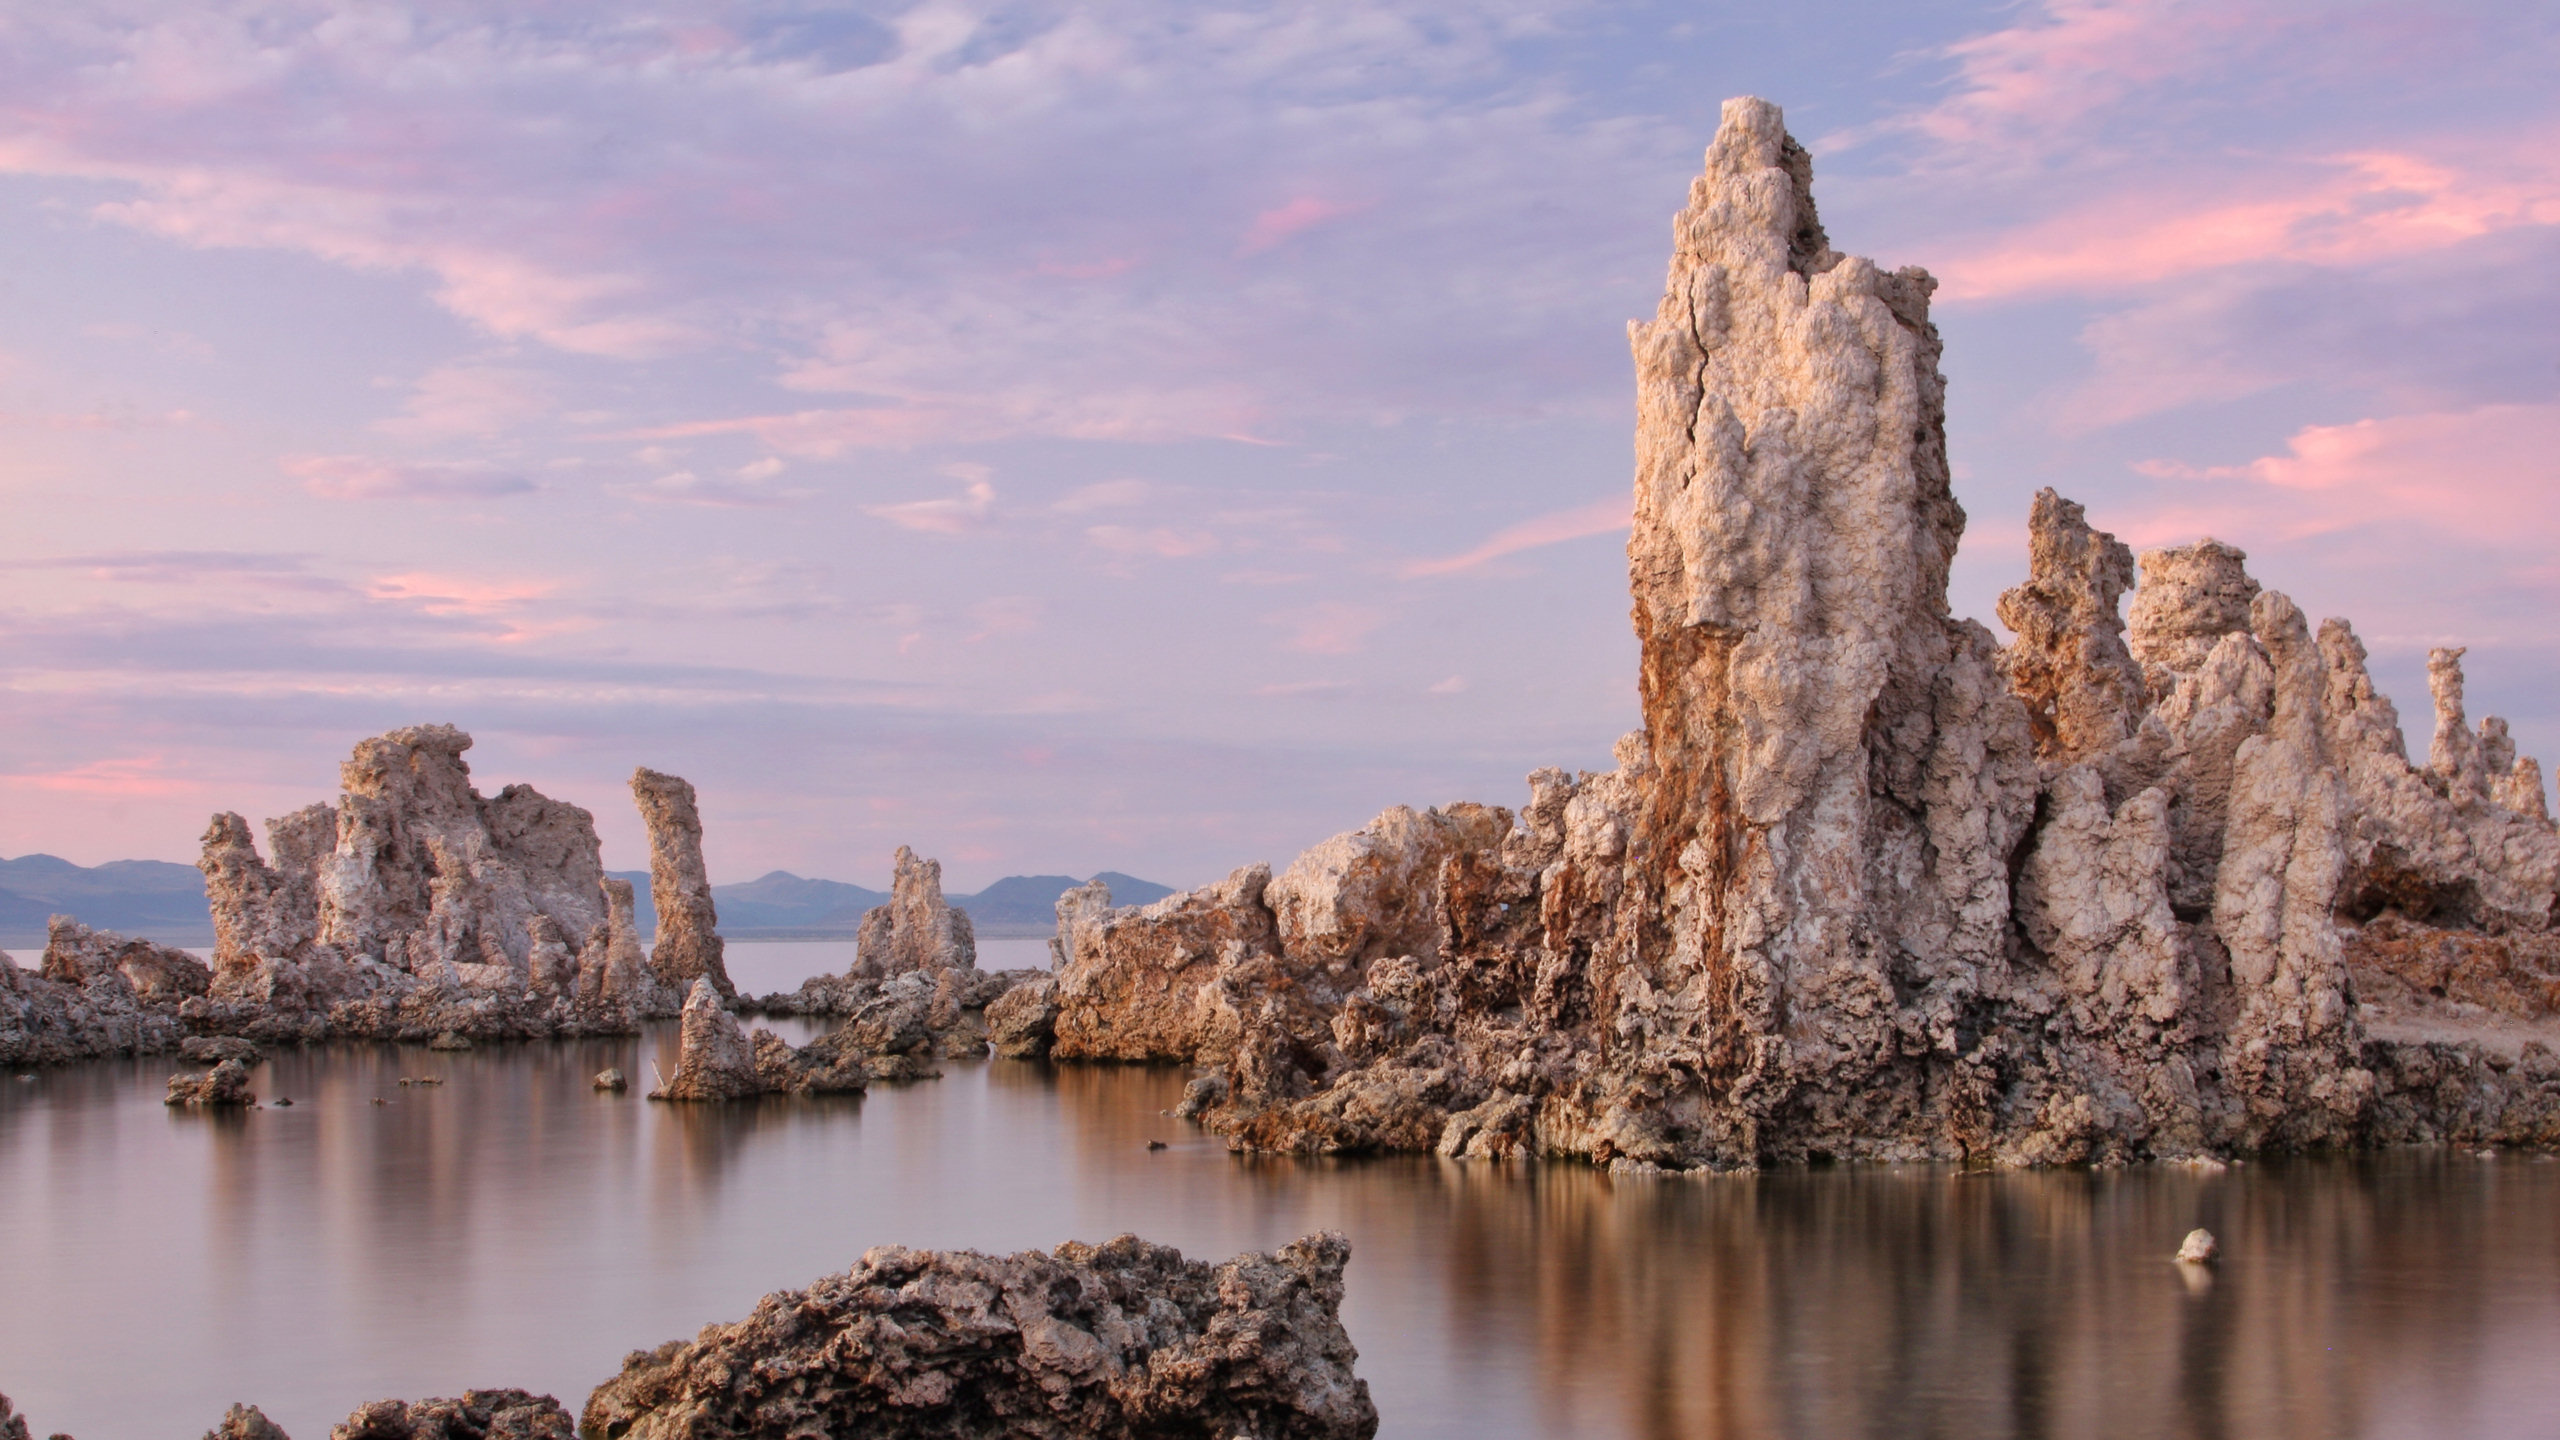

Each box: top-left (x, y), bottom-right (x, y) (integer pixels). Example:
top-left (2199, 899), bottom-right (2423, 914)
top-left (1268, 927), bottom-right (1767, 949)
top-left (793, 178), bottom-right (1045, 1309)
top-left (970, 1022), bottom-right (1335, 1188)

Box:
top-left (1, 0), bottom-right (2554, 890)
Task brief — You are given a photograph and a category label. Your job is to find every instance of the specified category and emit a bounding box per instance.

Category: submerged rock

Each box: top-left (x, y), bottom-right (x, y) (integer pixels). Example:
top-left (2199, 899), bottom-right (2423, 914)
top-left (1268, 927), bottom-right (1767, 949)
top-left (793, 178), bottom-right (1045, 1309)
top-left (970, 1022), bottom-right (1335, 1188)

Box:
top-left (582, 1232), bottom-right (1377, 1440)
top-left (1045, 96), bottom-right (2560, 1169)
top-left (166, 1058), bottom-right (256, 1107)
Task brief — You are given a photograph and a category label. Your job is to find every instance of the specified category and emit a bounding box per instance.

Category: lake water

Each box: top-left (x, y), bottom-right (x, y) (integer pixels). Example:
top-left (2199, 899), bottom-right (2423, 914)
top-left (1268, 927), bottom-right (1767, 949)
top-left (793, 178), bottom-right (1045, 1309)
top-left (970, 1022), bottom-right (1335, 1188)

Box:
top-left (4, 943), bottom-right (2558, 1439)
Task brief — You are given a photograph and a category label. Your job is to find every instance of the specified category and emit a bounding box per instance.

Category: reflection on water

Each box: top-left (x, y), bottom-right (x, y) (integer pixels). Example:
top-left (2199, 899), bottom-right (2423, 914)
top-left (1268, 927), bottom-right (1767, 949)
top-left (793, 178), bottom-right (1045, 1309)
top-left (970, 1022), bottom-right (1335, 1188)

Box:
top-left (5, 1030), bottom-right (2557, 1439)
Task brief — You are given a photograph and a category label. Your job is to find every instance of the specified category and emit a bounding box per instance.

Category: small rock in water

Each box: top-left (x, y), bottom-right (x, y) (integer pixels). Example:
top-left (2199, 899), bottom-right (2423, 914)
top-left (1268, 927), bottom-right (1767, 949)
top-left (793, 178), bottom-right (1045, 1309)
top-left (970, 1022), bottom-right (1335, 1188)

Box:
top-left (13, 1074), bottom-right (30, 1082)
top-left (2477, 1149), bottom-right (2498, 1160)
top-left (593, 1068), bottom-right (628, 1092)
top-left (371, 1097), bottom-right (387, 1106)
top-left (274, 1097), bottom-right (293, 1107)
top-left (1146, 1140), bottom-right (1168, 1151)
top-left (427, 1031), bottom-right (472, 1052)
top-left (415, 1076), bottom-right (443, 1086)
top-left (2175, 1228), bottom-right (2219, 1265)
top-left (165, 1059), bottom-right (257, 1108)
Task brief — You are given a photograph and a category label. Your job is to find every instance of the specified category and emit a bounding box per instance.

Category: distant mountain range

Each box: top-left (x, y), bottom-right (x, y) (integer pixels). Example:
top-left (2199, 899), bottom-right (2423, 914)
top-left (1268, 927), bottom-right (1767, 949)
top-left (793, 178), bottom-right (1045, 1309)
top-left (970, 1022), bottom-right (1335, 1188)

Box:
top-left (611, 869), bottom-right (1173, 937)
top-left (0, 853), bottom-right (217, 948)
top-left (0, 853), bottom-right (1174, 950)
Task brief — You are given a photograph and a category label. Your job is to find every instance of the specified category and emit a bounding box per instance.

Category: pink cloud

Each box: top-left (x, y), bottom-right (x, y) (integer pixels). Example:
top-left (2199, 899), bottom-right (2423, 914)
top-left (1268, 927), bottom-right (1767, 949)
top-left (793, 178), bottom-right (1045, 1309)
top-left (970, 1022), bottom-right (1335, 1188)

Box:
top-left (2125, 402), bottom-right (2560, 550)
top-left (1403, 494), bottom-right (1629, 577)
top-left (374, 362), bottom-right (557, 439)
top-left (284, 453), bottom-right (535, 500)
top-left (1238, 196), bottom-right (1360, 256)
top-left (1084, 525), bottom-right (1219, 559)
top-left (1894, 0), bottom-right (2279, 157)
top-left (1271, 601), bottom-right (1382, 655)
top-left (1936, 145), bottom-right (2560, 302)
top-left (867, 479), bottom-right (996, 534)
top-left (0, 754), bottom-right (203, 799)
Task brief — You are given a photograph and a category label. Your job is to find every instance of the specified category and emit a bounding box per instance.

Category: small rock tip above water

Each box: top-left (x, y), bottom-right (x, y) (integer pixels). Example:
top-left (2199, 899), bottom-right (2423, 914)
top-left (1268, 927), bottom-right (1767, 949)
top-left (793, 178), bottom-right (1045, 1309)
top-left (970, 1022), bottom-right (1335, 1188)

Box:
top-left (2176, 1228), bottom-right (2220, 1265)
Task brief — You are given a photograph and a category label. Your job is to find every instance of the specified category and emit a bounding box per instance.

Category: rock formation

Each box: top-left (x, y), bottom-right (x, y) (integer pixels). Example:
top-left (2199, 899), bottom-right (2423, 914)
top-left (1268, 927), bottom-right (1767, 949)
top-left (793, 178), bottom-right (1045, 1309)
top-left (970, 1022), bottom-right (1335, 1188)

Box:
top-left (1045, 96), bottom-right (2560, 1167)
top-left (0, 919), bottom-right (197, 1065)
top-left (0, 726), bottom-right (756, 1067)
top-left (583, 1232), bottom-right (1377, 1440)
top-left (8, 1234), bottom-right (1371, 1439)
top-left (329, 1391), bottom-right (575, 1440)
top-left (206, 1402), bottom-right (291, 1439)
top-left (165, 1057), bottom-right (256, 1107)
top-left (631, 768), bottom-right (734, 999)
top-left (853, 846), bottom-right (976, 978)
top-left (650, 978), bottom-right (871, 1099)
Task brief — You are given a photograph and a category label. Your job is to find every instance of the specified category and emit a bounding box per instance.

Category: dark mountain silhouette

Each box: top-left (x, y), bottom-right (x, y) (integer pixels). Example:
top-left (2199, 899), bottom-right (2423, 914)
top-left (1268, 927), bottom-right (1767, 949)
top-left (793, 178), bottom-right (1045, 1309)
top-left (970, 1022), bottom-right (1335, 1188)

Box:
top-left (2, 853), bottom-right (1176, 949)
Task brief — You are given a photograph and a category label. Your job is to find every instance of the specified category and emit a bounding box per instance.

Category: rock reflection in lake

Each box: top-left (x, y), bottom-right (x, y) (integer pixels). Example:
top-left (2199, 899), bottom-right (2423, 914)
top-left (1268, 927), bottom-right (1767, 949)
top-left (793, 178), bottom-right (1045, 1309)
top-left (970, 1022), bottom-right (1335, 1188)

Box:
top-left (4, 1033), bottom-right (2556, 1439)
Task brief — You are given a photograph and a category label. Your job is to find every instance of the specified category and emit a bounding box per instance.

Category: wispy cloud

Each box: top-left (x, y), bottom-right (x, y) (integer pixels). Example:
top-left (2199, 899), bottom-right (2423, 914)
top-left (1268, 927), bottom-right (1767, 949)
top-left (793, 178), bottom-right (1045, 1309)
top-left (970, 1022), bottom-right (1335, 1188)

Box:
top-left (1935, 143), bottom-right (2560, 301)
top-left (867, 478), bottom-right (996, 534)
top-left (285, 454), bottom-right (535, 501)
top-left (1238, 196), bottom-right (1362, 256)
top-left (1271, 601), bottom-right (1382, 655)
top-left (1404, 495), bottom-right (1628, 577)
top-left (2126, 402), bottom-right (2560, 550)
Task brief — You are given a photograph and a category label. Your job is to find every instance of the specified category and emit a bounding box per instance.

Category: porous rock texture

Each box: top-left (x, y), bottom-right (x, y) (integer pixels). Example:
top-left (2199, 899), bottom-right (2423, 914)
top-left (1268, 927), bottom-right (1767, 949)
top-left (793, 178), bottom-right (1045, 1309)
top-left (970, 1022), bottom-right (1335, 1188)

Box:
top-left (853, 846), bottom-right (977, 979)
top-left (0, 726), bottom-right (731, 1067)
top-left (741, 845), bottom-right (1038, 1064)
top-left (649, 978), bottom-right (871, 1100)
top-left (631, 768), bottom-right (734, 999)
top-left (1047, 97), bottom-right (2560, 1168)
top-left (166, 1057), bottom-right (257, 1107)
top-left (581, 1232), bottom-right (1377, 1440)
top-left (328, 1390), bottom-right (575, 1440)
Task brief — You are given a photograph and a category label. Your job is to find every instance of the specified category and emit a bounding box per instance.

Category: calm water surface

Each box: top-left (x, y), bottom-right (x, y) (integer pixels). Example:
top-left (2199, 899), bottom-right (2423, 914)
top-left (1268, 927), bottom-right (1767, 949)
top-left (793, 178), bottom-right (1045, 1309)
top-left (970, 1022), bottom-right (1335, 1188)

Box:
top-left (4, 943), bottom-right (2558, 1439)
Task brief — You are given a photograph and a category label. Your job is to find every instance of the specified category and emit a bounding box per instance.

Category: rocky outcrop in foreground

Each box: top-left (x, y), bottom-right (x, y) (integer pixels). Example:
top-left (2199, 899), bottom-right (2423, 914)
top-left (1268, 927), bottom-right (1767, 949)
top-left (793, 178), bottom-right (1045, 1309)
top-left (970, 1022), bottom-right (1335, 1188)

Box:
top-left (2, 1236), bottom-right (1373, 1440)
top-left (584, 1233), bottom-right (1376, 1440)
top-left (1046, 97), bottom-right (2560, 1169)
top-left (0, 727), bottom-right (725, 1067)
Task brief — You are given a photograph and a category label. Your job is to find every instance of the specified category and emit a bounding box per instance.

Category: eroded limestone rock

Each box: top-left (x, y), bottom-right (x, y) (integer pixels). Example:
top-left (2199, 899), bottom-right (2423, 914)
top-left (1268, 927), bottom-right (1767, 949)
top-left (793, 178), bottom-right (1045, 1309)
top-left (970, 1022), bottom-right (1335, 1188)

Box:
top-left (166, 1058), bottom-right (255, 1107)
top-left (327, 1390), bottom-right (574, 1440)
top-left (581, 1233), bottom-right (1378, 1440)
top-left (631, 768), bottom-right (733, 999)
top-left (1045, 96), bottom-right (2560, 1168)
top-left (650, 979), bottom-right (764, 1101)
top-left (852, 846), bottom-right (976, 979)
top-left (206, 1402), bottom-right (291, 1440)
top-left (653, 977), bottom-right (879, 1099)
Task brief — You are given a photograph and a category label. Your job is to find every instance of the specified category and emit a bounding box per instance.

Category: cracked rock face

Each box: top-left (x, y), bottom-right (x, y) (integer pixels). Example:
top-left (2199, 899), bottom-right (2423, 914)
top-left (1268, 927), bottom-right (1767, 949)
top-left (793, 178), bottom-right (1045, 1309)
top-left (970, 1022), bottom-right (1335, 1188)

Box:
top-left (853, 847), bottom-right (977, 979)
top-left (581, 1232), bottom-right (1378, 1440)
top-left (631, 768), bottom-right (733, 999)
top-left (1047, 96), bottom-right (2560, 1168)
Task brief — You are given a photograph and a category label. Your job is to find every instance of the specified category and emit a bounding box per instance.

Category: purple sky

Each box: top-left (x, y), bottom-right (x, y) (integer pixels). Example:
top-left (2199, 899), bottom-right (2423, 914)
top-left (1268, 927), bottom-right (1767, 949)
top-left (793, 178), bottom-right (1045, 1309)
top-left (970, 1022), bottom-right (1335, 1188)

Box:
top-left (2, 0), bottom-right (2554, 890)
